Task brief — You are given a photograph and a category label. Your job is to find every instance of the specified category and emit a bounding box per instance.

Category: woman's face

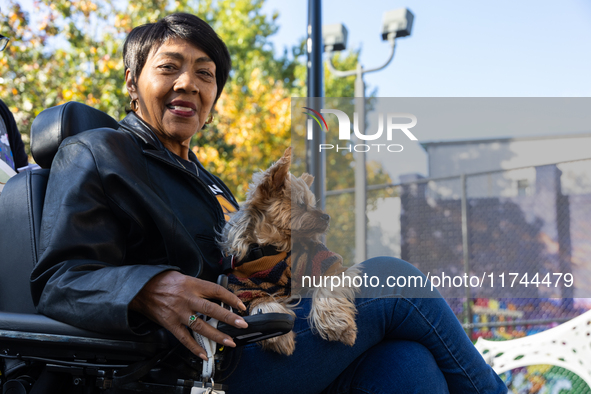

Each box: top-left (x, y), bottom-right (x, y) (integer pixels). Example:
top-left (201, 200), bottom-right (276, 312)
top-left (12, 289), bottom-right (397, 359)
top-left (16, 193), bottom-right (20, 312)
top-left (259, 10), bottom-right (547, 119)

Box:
top-left (126, 38), bottom-right (217, 156)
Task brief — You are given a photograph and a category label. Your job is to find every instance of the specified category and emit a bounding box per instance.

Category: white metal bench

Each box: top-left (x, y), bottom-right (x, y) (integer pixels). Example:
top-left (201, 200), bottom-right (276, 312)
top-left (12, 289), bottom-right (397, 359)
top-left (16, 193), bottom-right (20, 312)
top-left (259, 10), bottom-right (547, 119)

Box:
top-left (474, 309), bottom-right (591, 389)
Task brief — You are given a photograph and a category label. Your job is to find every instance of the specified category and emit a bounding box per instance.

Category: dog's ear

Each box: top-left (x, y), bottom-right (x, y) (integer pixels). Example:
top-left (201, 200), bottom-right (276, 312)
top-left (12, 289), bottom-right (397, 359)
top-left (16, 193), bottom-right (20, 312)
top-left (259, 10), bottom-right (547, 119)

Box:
top-left (282, 147), bottom-right (292, 159)
top-left (301, 173), bottom-right (314, 187)
top-left (268, 147), bottom-right (291, 191)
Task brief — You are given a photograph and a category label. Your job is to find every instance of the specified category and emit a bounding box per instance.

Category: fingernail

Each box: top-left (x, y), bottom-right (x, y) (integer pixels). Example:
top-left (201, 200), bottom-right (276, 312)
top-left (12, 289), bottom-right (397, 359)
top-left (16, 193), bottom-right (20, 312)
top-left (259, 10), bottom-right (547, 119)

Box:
top-left (238, 301), bottom-right (247, 311)
top-left (235, 318), bottom-right (248, 328)
top-left (199, 353), bottom-right (208, 361)
top-left (223, 338), bottom-right (236, 347)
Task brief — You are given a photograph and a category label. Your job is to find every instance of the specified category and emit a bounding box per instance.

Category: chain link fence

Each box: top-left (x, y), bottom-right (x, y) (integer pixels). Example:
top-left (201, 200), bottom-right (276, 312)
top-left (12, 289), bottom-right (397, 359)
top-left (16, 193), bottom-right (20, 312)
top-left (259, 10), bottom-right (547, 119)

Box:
top-left (324, 158), bottom-right (591, 341)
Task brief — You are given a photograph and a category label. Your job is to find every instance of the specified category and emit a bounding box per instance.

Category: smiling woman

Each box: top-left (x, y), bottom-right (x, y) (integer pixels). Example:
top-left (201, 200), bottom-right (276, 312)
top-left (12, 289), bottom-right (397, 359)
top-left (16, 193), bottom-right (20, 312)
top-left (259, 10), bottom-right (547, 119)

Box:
top-left (120, 13), bottom-right (230, 160)
top-left (126, 40), bottom-right (217, 159)
top-left (31, 11), bottom-right (247, 369)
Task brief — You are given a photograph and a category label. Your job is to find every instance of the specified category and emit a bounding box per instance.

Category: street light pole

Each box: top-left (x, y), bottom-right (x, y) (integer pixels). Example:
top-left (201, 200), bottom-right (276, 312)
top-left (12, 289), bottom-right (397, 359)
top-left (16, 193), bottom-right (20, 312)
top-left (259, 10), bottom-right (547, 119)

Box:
top-left (323, 8), bottom-right (413, 263)
top-left (354, 64), bottom-right (367, 262)
top-left (325, 37), bottom-right (397, 263)
top-left (307, 0), bottom-right (325, 211)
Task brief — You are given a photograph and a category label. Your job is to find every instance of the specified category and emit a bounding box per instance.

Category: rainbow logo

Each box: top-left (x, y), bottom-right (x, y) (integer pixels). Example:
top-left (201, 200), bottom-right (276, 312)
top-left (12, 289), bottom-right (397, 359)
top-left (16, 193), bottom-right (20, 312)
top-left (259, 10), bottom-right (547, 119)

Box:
top-left (302, 107), bottom-right (328, 132)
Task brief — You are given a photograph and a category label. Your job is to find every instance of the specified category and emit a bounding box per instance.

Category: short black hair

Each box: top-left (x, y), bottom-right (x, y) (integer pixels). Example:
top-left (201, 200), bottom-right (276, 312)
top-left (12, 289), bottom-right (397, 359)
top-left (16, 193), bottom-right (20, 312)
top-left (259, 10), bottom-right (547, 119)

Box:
top-left (123, 13), bottom-right (231, 104)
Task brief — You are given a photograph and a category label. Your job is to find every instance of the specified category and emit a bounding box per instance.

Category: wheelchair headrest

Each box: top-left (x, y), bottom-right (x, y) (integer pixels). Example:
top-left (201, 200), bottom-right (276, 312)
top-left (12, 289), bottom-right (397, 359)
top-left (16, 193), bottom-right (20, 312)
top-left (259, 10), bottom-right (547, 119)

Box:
top-left (31, 102), bottom-right (120, 169)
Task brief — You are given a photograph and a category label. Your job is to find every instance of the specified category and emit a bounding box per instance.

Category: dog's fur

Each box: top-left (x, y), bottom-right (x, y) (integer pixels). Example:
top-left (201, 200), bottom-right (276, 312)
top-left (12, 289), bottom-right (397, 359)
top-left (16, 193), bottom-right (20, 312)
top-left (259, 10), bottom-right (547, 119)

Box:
top-left (219, 148), bottom-right (360, 355)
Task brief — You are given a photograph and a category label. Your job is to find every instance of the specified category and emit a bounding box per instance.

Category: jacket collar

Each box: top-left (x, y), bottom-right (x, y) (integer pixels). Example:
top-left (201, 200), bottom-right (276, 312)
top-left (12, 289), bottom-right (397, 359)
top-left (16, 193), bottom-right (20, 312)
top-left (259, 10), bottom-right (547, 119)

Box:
top-left (118, 112), bottom-right (205, 172)
top-left (119, 112), bottom-right (166, 151)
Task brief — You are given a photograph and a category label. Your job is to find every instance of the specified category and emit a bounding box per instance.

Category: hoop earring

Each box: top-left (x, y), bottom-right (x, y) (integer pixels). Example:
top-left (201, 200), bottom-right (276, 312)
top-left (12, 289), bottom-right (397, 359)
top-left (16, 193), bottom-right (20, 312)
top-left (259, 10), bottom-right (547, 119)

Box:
top-left (130, 98), bottom-right (139, 112)
top-left (205, 113), bottom-right (214, 124)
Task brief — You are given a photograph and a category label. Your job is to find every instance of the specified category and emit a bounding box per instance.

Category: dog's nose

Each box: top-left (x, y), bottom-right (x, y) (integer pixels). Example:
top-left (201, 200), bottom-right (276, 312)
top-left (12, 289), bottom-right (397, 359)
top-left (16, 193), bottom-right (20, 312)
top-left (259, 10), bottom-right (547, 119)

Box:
top-left (320, 214), bottom-right (330, 221)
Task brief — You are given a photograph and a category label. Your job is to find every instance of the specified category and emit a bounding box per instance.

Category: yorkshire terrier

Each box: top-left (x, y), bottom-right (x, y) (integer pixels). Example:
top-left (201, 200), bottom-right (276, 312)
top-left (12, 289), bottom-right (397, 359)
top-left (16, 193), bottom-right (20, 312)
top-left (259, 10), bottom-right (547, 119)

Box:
top-left (218, 147), bottom-right (360, 355)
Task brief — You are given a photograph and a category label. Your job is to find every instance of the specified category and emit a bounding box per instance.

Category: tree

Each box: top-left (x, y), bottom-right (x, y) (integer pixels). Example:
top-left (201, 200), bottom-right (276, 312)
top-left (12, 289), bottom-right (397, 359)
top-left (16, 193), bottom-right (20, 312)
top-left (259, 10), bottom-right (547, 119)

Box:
top-left (1, 0), bottom-right (298, 200)
top-left (1, 0), bottom-right (392, 263)
top-left (0, 0), bottom-right (160, 150)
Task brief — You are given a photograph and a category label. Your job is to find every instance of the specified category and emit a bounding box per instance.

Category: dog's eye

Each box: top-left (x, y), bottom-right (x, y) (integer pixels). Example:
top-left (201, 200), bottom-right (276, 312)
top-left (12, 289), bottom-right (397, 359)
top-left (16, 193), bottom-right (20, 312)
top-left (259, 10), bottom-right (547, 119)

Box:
top-left (298, 202), bottom-right (307, 210)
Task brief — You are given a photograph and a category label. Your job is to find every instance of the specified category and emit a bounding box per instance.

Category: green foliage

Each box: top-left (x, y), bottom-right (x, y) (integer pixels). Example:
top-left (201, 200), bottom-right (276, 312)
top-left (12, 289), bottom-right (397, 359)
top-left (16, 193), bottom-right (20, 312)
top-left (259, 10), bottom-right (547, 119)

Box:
top-left (1, 0), bottom-right (394, 263)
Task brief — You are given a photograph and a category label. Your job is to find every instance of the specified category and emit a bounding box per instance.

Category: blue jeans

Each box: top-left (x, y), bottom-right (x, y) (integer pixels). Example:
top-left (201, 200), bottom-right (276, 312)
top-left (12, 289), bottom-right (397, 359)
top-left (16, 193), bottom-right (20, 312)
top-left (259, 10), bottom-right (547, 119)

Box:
top-left (220, 257), bottom-right (507, 394)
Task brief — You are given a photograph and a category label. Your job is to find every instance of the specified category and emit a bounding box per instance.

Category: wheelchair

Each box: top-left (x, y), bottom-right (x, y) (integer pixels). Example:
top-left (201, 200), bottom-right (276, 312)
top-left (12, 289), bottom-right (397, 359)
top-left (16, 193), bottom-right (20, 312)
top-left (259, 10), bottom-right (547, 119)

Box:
top-left (0, 102), bottom-right (293, 394)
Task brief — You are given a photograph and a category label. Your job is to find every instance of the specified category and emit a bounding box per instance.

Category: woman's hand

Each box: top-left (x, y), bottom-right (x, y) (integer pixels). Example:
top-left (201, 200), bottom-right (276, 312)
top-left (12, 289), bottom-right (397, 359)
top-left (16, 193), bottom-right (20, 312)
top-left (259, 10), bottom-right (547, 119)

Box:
top-left (129, 270), bottom-right (248, 360)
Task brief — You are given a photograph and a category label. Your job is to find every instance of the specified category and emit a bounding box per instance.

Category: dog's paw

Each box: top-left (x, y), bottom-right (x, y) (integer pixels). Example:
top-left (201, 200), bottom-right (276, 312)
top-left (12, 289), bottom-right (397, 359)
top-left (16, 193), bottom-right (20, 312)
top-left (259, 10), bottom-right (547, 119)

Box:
top-left (260, 330), bottom-right (296, 356)
top-left (250, 299), bottom-right (297, 355)
top-left (310, 297), bottom-right (358, 346)
top-left (335, 316), bottom-right (357, 346)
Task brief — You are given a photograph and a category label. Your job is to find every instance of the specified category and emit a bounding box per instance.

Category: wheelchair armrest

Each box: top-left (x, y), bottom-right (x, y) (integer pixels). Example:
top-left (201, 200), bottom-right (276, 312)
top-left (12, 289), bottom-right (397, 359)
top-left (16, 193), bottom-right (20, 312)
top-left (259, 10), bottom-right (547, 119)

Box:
top-left (0, 311), bottom-right (170, 361)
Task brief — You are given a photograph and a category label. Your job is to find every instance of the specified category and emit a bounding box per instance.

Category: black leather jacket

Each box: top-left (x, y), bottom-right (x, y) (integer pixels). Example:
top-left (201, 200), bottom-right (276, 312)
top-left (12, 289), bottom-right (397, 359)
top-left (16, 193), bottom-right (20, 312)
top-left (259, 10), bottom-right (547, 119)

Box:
top-left (30, 113), bottom-right (239, 335)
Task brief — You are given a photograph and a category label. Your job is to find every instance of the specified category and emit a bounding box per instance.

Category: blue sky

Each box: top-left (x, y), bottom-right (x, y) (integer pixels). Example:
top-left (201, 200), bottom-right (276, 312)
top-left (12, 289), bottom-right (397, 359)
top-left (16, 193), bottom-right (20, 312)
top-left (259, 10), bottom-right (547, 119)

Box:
top-left (261, 1), bottom-right (591, 179)
top-left (262, 0), bottom-right (591, 99)
top-left (13, 1), bottom-right (591, 102)
top-left (10, 0), bottom-right (591, 144)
